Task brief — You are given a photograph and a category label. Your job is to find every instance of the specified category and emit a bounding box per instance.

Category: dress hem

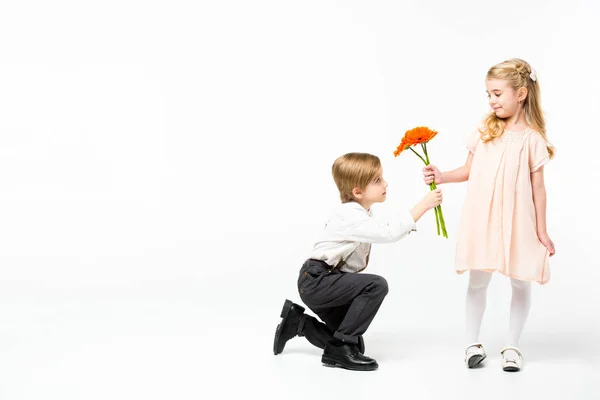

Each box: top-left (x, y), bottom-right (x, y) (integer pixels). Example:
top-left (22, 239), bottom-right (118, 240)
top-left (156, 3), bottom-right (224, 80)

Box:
top-left (456, 267), bottom-right (549, 285)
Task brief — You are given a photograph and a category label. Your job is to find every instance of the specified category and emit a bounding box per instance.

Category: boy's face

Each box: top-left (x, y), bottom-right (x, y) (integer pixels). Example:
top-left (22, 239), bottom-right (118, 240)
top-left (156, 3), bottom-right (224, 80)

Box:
top-left (354, 168), bottom-right (388, 209)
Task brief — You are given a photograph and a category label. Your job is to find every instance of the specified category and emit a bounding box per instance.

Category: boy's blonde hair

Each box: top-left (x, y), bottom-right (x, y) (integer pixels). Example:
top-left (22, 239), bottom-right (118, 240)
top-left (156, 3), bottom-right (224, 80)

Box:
top-left (332, 152), bottom-right (382, 203)
top-left (482, 58), bottom-right (555, 158)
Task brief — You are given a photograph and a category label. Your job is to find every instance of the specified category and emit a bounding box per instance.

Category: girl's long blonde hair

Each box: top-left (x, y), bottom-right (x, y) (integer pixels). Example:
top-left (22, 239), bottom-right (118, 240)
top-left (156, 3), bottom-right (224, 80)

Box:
top-left (481, 58), bottom-right (555, 158)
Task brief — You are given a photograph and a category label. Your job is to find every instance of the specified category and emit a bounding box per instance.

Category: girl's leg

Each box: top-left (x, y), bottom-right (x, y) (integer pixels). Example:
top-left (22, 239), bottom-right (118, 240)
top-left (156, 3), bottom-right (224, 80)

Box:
top-left (508, 278), bottom-right (532, 347)
top-left (465, 270), bottom-right (493, 344)
top-left (501, 278), bottom-right (532, 371)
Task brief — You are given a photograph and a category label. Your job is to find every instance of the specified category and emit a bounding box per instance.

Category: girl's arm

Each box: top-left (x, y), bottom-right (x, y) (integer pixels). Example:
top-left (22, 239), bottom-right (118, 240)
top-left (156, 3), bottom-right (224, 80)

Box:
top-left (531, 166), bottom-right (548, 234)
top-left (424, 152), bottom-right (474, 185)
top-left (531, 166), bottom-right (556, 255)
top-left (441, 152), bottom-right (474, 183)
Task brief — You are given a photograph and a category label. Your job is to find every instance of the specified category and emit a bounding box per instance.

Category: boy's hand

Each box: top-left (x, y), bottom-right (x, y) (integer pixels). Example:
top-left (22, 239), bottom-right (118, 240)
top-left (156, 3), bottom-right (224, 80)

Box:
top-left (423, 165), bottom-right (442, 185)
top-left (422, 188), bottom-right (443, 210)
top-left (410, 189), bottom-right (443, 223)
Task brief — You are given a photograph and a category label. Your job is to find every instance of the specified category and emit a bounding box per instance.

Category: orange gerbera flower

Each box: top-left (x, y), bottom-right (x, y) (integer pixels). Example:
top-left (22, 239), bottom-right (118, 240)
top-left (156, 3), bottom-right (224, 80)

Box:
top-left (393, 138), bottom-right (409, 157)
top-left (404, 126), bottom-right (438, 144)
top-left (393, 127), bottom-right (438, 157)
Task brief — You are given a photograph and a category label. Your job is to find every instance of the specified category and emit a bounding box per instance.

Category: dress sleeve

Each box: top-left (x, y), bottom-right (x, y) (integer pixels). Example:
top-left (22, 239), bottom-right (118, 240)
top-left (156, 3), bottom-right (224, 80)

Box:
top-left (529, 132), bottom-right (550, 172)
top-left (466, 131), bottom-right (481, 154)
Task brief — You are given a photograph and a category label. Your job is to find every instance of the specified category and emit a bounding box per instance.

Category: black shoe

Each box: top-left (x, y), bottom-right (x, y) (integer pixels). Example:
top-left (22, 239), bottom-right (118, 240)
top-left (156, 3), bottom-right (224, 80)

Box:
top-left (357, 336), bottom-right (365, 354)
top-left (321, 341), bottom-right (378, 371)
top-left (273, 299), bottom-right (305, 355)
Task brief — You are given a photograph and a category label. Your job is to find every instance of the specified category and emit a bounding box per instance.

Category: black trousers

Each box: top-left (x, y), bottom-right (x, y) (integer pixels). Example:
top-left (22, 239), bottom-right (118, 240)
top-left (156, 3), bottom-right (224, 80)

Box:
top-left (297, 259), bottom-right (388, 347)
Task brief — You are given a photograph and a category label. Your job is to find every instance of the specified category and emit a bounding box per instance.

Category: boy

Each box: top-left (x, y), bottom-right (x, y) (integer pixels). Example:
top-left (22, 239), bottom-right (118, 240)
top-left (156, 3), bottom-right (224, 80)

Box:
top-left (273, 152), bottom-right (442, 371)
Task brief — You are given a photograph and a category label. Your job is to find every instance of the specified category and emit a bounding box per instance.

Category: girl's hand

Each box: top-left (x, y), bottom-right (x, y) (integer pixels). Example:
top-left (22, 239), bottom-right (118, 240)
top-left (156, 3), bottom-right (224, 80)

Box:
top-left (538, 232), bottom-right (555, 256)
top-left (423, 165), bottom-right (442, 185)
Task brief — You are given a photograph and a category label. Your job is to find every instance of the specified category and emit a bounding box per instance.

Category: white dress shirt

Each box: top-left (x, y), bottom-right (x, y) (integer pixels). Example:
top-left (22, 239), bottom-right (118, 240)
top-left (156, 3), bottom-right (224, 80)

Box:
top-left (309, 202), bottom-right (417, 273)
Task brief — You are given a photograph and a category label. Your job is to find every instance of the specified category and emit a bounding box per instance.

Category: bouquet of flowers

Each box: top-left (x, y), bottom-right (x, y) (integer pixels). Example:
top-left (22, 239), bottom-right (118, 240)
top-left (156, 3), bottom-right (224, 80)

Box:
top-left (394, 126), bottom-right (448, 238)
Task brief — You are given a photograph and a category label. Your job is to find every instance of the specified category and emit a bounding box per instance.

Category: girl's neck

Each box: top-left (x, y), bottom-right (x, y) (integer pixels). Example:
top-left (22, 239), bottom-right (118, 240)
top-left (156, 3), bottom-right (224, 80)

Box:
top-left (505, 108), bottom-right (528, 131)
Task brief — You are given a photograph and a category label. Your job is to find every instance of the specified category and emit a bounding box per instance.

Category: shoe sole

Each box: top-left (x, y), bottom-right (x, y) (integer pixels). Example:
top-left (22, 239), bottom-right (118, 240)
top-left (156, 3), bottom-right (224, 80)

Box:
top-left (503, 363), bottom-right (520, 372)
top-left (467, 354), bottom-right (486, 368)
top-left (321, 356), bottom-right (378, 371)
top-left (280, 300), bottom-right (293, 318)
top-left (273, 300), bottom-right (294, 355)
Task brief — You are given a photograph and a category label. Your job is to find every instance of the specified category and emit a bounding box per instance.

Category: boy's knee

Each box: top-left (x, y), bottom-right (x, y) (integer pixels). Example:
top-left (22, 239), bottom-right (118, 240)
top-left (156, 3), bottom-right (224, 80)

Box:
top-left (372, 276), bottom-right (389, 296)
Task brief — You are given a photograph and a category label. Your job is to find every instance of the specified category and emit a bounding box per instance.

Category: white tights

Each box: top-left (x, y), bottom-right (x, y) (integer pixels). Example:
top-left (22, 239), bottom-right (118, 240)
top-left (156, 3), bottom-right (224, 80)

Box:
top-left (465, 270), bottom-right (531, 347)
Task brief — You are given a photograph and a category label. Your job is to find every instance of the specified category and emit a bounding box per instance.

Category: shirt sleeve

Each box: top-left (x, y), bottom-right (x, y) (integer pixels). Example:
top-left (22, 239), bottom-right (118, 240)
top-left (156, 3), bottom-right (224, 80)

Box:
top-left (323, 207), bottom-right (417, 244)
top-left (529, 132), bottom-right (550, 172)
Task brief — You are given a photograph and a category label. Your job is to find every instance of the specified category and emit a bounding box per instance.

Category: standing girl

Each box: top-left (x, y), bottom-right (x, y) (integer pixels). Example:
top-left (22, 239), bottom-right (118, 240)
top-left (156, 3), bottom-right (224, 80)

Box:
top-left (423, 58), bottom-right (555, 372)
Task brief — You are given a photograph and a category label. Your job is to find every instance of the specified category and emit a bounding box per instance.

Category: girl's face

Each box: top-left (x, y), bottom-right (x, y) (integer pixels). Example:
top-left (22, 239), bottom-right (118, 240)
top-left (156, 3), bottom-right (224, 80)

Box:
top-left (486, 79), bottom-right (526, 119)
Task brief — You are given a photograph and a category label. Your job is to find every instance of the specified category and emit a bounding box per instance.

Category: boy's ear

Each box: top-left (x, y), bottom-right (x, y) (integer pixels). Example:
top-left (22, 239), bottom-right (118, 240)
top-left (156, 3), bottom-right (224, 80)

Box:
top-left (352, 186), bottom-right (363, 199)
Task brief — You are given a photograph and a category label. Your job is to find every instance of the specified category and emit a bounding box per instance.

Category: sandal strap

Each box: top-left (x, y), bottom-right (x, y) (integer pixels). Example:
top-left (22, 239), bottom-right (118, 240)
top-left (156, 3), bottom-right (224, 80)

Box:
top-left (500, 346), bottom-right (523, 359)
top-left (465, 343), bottom-right (484, 354)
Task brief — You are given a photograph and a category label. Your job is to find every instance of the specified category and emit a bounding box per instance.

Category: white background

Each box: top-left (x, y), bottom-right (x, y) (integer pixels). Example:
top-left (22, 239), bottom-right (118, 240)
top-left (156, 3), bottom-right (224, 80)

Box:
top-left (1, 0), bottom-right (599, 399)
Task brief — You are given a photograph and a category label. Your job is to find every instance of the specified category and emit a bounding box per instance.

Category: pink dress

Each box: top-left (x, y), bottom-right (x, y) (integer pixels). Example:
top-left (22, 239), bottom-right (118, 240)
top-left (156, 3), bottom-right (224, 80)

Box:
top-left (455, 127), bottom-right (551, 284)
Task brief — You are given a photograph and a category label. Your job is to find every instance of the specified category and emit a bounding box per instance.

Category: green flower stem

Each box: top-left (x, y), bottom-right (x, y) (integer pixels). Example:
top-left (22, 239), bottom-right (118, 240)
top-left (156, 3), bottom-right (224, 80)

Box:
top-left (425, 142), bottom-right (448, 238)
top-left (422, 143), bottom-right (441, 234)
top-left (408, 142), bottom-right (448, 238)
top-left (429, 180), bottom-right (448, 238)
top-left (408, 146), bottom-right (427, 164)
top-left (422, 143), bottom-right (430, 165)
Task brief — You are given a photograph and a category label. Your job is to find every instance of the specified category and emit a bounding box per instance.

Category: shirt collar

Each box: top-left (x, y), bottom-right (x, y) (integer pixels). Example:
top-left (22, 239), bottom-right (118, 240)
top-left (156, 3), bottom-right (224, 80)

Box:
top-left (342, 201), bottom-right (372, 216)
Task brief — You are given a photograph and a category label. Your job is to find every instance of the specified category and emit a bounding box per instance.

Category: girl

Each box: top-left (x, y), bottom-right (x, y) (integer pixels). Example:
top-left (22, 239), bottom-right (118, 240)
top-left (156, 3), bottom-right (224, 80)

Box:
top-left (423, 58), bottom-right (555, 372)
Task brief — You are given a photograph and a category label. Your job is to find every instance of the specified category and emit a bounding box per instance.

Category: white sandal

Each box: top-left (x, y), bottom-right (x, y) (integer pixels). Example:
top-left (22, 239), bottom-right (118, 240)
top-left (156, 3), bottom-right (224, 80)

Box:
top-left (465, 343), bottom-right (487, 368)
top-left (500, 346), bottom-right (523, 372)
